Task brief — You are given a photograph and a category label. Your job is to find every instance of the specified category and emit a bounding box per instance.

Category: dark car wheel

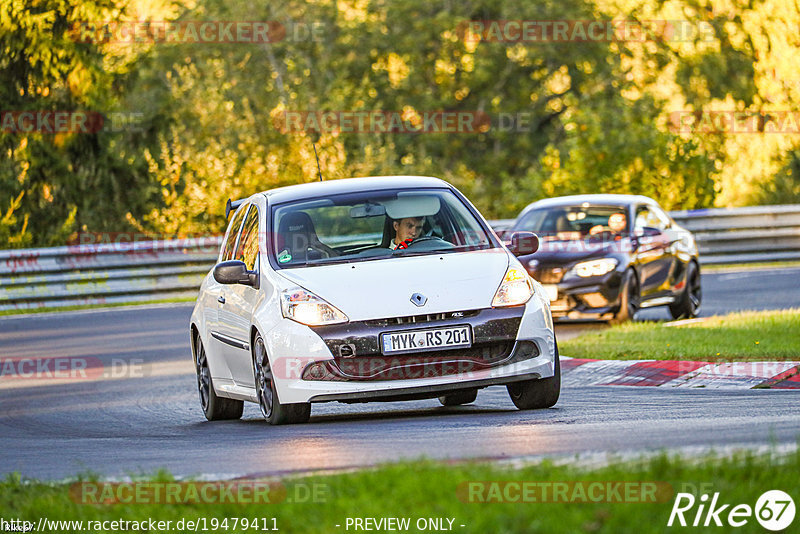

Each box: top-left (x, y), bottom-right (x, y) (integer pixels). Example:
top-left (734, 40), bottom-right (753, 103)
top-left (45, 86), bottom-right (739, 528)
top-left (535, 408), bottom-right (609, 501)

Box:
top-left (506, 340), bottom-right (561, 410)
top-left (611, 268), bottom-right (640, 324)
top-left (195, 335), bottom-right (243, 421)
top-left (669, 261), bottom-right (701, 320)
top-left (253, 333), bottom-right (311, 425)
top-left (438, 389), bottom-right (478, 406)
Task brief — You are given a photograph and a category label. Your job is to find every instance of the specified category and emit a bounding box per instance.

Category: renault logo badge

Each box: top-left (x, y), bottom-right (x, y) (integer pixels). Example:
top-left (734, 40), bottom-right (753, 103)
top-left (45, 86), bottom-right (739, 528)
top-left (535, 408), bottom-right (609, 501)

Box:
top-left (410, 293), bottom-right (427, 307)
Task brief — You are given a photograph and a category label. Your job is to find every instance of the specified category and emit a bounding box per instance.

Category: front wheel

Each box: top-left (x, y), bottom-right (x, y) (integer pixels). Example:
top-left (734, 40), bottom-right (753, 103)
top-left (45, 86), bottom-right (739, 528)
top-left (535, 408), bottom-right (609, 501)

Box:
top-left (611, 268), bottom-right (639, 324)
top-left (195, 335), bottom-right (243, 421)
top-left (253, 333), bottom-right (311, 425)
top-left (669, 261), bottom-right (701, 319)
top-left (506, 341), bottom-right (561, 410)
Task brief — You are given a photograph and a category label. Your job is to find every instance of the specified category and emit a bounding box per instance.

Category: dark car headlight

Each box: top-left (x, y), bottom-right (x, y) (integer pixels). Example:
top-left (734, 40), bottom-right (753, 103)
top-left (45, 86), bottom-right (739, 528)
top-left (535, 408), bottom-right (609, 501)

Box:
top-left (569, 258), bottom-right (618, 278)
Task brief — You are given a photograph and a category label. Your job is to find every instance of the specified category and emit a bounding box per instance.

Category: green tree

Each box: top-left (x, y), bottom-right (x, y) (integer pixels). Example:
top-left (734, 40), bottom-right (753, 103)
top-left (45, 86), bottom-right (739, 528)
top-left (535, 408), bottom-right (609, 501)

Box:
top-left (0, 0), bottom-right (155, 247)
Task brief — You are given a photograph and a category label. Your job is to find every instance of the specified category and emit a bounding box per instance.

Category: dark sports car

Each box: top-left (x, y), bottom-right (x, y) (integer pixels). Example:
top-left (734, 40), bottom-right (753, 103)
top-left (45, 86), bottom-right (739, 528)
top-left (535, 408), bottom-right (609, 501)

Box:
top-left (508, 194), bottom-right (701, 322)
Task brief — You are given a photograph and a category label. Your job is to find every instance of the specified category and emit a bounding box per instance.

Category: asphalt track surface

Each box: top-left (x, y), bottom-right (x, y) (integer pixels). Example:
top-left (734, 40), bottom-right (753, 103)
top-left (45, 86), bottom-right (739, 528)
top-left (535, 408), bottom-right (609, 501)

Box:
top-left (1, 267), bottom-right (798, 480)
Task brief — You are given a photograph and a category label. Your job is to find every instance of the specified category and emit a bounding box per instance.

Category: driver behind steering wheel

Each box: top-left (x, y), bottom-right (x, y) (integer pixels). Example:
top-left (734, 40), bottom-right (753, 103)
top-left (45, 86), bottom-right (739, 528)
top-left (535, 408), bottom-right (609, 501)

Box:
top-left (391, 216), bottom-right (424, 249)
top-left (589, 212), bottom-right (627, 238)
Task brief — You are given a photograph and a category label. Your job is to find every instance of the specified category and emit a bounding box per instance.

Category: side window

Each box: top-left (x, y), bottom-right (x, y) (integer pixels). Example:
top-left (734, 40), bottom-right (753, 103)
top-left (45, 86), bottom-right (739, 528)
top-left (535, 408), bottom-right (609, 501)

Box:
top-left (635, 207), bottom-right (667, 232)
top-left (651, 206), bottom-right (672, 229)
top-left (516, 210), bottom-right (549, 234)
top-left (445, 200), bottom-right (490, 246)
top-left (221, 205), bottom-right (247, 261)
top-left (235, 205), bottom-right (260, 271)
top-left (446, 206), bottom-right (475, 245)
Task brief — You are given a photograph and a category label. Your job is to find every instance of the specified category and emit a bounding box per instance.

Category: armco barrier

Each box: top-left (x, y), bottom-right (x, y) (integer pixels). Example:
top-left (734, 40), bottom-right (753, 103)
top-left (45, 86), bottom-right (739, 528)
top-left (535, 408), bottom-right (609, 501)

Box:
top-left (669, 204), bottom-right (800, 264)
top-left (0, 205), bottom-right (798, 311)
top-left (0, 237), bottom-right (221, 311)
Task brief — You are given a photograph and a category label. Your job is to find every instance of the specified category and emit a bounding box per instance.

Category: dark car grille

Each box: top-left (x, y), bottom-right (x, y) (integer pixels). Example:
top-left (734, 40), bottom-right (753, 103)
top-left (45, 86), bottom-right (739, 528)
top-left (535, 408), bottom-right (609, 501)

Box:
top-left (531, 266), bottom-right (564, 284)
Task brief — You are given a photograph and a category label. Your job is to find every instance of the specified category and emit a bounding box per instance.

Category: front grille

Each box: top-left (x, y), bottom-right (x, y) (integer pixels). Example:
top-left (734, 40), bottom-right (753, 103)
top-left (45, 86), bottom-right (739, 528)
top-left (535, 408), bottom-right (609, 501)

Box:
top-left (303, 341), bottom-right (539, 381)
top-left (365, 309), bottom-right (480, 327)
top-left (310, 307), bottom-right (526, 380)
top-left (532, 267), bottom-right (564, 284)
top-left (335, 342), bottom-right (513, 380)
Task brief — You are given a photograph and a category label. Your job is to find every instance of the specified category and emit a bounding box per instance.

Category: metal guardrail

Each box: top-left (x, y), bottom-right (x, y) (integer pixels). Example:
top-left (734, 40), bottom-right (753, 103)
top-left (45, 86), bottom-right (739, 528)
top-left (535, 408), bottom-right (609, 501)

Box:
top-left (669, 205), bottom-right (800, 264)
top-left (0, 237), bottom-right (221, 311)
top-left (1, 205), bottom-right (798, 311)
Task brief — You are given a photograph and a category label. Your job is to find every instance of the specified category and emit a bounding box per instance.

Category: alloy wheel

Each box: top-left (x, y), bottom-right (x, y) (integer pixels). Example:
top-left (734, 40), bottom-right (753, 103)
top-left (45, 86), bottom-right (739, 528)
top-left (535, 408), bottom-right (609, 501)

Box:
top-left (627, 273), bottom-right (640, 318)
top-left (196, 340), bottom-right (211, 412)
top-left (254, 336), bottom-right (274, 419)
top-left (689, 267), bottom-right (702, 311)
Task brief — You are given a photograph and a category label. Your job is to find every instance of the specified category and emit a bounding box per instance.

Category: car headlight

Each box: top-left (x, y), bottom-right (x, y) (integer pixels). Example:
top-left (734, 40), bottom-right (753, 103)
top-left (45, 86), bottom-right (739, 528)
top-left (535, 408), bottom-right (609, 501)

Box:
top-left (280, 287), bottom-right (349, 326)
top-left (492, 266), bottom-right (534, 307)
top-left (570, 258), bottom-right (618, 278)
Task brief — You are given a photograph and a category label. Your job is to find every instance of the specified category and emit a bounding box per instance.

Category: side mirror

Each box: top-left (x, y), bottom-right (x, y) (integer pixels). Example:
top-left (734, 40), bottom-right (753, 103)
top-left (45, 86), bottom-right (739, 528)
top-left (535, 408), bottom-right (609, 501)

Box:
top-left (213, 260), bottom-right (259, 288)
top-left (508, 231), bottom-right (539, 256)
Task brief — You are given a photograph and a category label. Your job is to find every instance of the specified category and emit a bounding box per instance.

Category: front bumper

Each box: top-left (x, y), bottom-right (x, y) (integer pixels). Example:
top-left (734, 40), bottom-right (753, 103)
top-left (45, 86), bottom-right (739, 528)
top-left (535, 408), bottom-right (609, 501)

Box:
top-left (260, 299), bottom-right (556, 404)
top-left (309, 365), bottom-right (544, 403)
top-left (542, 271), bottom-right (625, 318)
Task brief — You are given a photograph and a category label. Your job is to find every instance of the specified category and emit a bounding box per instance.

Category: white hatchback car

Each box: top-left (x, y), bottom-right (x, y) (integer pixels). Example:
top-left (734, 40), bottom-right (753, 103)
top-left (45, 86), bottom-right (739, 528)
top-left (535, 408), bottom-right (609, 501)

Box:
top-left (190, 176), bottom-right (559, 424)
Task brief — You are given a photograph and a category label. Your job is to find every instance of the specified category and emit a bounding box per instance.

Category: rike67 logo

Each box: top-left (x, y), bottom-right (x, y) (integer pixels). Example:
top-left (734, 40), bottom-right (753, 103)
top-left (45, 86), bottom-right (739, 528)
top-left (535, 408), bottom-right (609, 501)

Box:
top-left (668, 490), bottom-right (795, 531)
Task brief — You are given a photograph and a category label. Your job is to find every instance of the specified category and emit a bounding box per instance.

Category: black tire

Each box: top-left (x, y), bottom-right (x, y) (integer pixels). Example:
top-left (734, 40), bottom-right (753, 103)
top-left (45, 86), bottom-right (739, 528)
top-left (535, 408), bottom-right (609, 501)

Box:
top-left (195, 335), bottom-right (243, 421)
top-left (438, 389), bottom-right (478, 406)
top-left (253, 333), bottom-right (311, 425)
top-left (611, 268), bottom-right (640, 324)
top-left (506, 341), bottom-right (561, 410)
top-left (669, 261), bottom-right (701, 320)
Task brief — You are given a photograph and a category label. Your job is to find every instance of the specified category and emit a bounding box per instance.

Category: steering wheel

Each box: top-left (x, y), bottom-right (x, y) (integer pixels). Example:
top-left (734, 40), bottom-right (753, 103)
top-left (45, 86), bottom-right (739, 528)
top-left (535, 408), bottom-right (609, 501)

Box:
top-left (587, 229), bottom-right (616, 240)
top-left (405, 236), bottom-right (441, 246)
top-left (395, 236), bottom-right (451, 252)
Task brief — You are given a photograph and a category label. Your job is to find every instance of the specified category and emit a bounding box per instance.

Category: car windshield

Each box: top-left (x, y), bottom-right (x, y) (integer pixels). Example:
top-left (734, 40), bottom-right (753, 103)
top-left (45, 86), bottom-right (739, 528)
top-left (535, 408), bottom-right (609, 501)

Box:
top-left (271, 188), bottom-right (493, 267)
top-left (515, 205), bottom-right (629, 241)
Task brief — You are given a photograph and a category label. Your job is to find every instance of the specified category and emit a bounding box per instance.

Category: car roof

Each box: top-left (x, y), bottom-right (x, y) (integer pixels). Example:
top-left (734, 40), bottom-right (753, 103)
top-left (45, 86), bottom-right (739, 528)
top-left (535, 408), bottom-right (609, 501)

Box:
top-left (518, 194), bottom-right (659, 216)
top-left (254, 176), bottom-right (452, 205)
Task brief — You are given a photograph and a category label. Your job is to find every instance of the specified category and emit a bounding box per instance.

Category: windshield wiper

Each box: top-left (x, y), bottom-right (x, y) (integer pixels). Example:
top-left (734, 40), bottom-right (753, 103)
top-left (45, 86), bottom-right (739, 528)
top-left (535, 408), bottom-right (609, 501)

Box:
top-left (303, 254), bottom-right (392, 267)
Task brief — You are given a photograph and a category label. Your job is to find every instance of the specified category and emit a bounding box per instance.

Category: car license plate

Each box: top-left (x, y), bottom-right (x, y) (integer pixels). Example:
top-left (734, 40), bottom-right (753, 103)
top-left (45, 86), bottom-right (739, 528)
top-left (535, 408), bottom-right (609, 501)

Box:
top-left (542, 284), bottom-right (558, 301)
top-left (381, 325), bottom-right (471, 355)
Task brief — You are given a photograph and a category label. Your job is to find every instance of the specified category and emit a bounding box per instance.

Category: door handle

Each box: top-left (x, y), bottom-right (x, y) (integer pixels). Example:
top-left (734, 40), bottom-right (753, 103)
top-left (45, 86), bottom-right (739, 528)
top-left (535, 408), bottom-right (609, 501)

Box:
top-left (218, 296), bottom-right (226, 304)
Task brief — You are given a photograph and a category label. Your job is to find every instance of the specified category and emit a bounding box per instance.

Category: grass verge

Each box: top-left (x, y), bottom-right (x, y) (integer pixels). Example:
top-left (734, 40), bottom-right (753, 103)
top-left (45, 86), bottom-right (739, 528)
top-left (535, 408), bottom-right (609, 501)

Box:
top-left (1, 450), bottom-right (797, 533)
top-left (560, 309), bottom-right (800, 361)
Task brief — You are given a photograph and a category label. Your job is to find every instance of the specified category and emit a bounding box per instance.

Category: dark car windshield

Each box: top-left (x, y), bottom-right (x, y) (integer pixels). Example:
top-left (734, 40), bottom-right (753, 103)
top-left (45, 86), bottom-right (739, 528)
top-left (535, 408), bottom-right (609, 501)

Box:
top-left (271, 188), bottom-right (493, 267)
top-left (515, 205), bottom-right (629, 241)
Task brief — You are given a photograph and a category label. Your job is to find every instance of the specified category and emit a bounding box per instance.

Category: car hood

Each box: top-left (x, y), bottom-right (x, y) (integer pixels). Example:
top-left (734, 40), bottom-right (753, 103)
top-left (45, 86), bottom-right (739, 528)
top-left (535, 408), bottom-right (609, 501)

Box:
top-left (520, 238), bottom-right (633, 266)
top-left (275, 249), bottom-right (510, 321)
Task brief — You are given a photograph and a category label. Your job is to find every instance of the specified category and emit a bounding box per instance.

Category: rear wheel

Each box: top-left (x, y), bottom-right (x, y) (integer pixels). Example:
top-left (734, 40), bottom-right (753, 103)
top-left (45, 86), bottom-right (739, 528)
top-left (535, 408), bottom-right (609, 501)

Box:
top-left (253, 333), bottom-right (311, 425)
top-left (669, 261), bottom-right (701, 319)
top-left (438, 389), bottom-right (478, 406)
top-left (506, 341), bottom-right (561, 410)
top-left (195, 335), bottom-right (243, 421)
top-left (611, 269), bottom-right (639, 324)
